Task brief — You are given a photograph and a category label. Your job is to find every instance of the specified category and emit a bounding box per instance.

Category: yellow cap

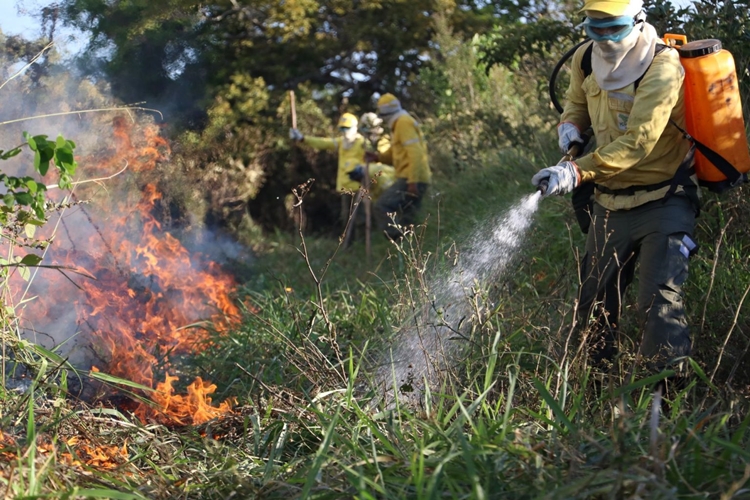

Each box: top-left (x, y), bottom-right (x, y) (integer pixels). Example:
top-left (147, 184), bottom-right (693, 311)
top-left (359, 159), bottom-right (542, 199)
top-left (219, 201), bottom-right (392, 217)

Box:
top-left (579, 0), bottom-right (630, 15)
top-left (376, 93), bottom-right (402, 115)
top-left (338, 113), bottom-right (358, 129)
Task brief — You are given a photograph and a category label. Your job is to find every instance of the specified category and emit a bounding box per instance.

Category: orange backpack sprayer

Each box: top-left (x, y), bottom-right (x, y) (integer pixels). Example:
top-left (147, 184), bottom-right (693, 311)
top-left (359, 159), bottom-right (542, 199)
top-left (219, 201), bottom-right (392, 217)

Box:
top-left (663, 34), bottom-right (750, 192)
top-left (549, 34), bottom-right (750, 194)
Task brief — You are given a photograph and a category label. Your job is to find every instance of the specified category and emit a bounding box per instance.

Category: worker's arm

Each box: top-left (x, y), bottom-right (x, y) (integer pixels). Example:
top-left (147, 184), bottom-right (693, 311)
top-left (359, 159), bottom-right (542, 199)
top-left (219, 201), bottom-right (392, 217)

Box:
top-left (559, 44), bottom-right (593, 135)
top-left (303, 136), bottom-right (339, 151)
top-left (375, 146), bottom-right (393, 165)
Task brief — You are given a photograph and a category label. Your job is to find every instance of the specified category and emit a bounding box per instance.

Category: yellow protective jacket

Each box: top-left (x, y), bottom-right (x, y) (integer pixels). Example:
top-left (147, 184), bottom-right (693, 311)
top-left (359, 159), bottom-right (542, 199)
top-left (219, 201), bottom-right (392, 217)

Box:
top-left (304, 135), bottom-right (366, 192)
top-left (377, 113), bottom-right (431, 184)
top-left (366, 135), bottom-right (396, 200)
top-left (368, 163), bottom-right (396, 200)
top-left (561, 42), bottom-right (692, 210)
top-left (374, 135), bottom-right (391, 155)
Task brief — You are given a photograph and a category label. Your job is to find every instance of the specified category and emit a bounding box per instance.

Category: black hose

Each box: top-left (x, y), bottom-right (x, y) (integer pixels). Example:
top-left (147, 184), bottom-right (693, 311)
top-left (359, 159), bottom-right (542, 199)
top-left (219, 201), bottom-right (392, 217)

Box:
top-left (549, 39), bottom-right (591, 114)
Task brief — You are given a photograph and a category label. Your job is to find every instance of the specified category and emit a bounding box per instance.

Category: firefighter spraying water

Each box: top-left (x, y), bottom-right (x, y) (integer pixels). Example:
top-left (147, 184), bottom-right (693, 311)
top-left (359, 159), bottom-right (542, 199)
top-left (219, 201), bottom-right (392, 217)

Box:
top-left (535, 0), bottom-right (750, 386)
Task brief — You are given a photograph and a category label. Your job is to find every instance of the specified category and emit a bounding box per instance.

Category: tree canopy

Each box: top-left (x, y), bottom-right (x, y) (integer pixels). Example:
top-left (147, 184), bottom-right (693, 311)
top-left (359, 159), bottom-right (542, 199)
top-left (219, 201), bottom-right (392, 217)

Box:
top-left (59, 0), bottom-right (500, 126)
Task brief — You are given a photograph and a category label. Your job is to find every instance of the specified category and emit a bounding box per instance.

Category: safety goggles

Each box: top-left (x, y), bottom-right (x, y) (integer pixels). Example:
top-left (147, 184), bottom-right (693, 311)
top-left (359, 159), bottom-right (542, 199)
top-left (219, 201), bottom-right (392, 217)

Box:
top-left (583, 15), bottom-right (636, 43)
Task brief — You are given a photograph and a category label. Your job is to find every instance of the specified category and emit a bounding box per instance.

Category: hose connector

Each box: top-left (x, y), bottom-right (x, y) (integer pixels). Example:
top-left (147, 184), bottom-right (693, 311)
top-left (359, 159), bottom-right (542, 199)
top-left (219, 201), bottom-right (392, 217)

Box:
top-left (537, 179), bottom-right (549, 195)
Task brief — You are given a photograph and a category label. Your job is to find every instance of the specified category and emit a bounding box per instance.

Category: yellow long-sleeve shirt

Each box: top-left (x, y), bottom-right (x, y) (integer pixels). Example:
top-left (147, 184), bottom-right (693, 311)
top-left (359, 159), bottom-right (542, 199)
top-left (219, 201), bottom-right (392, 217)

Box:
top-left (377, 113), bottom-right (431, 184)
top-left (562, 41), bottom-right (692, 210)
top-left (365, 135), bottom-right (396, 199)
top-left (304, 135), bottom-right (366, 192)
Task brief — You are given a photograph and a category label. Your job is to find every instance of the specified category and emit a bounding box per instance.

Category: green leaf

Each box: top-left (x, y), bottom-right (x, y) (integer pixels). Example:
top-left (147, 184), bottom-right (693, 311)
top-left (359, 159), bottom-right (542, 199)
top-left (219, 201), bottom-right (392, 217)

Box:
top-left (38, 146), bottom-right (54, 176)
top-left (58, 173), bottom-right (72, 190)
top-left (56, 135), bottom-right (67, 149)
top-left (88, 370), bottom-right (156, 393)
top-left (20, 254), bottom-right (42, 266)
top-left (0, 147), bottom-right (21, 160)
top-left (26, 134), bottom-right (37, 151)
top-left (19, 265), bottom-right (30, 281)
top-left (30, 344), bottom-right (69, 365)
top-left (688, 357), bottom-right (719, 393)
top-left (14, 192), bottom-right (33, 205)
top-left (3, 193), bottom-right (15, 207)
top-left (613, 370), bottom-right (675, 397)
top-left (55, 148), bottom-right (76, 173)
top-left (26, 179), bottom-right (38, 194)
top-left (33, 204), bottom-right (45, 220)
top-left (67, 489), bottom-right (145, 500)
top-left (532, 377), bottom-right (576, 434)
top-left (24, 224), bottom-right (37, 239)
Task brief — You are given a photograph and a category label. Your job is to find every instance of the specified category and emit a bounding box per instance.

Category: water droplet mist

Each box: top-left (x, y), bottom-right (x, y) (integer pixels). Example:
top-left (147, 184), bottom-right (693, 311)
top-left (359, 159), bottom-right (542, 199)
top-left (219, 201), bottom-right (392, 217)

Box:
top-left (378, 191), bottom-right (544, 404)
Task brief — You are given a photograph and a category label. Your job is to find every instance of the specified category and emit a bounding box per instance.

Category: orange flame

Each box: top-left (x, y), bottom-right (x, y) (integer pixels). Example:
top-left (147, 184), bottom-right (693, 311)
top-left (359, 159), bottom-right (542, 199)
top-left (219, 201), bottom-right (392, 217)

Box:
top-left (15, 116), bottom-right (242, 425)
top-left (2, 433), bottom-right (129, 471)
top-left (147, 373), bottom-right (236, 425)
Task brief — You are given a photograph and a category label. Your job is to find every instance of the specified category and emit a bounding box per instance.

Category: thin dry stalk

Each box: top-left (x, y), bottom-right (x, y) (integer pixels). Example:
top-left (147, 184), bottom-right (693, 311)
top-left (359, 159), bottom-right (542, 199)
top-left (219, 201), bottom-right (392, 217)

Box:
top-left (709, 275), bottom-right (750, 383)
top-left (699, 217), bottom-right (732, 337)
top-left (289, 179), bottom-right (349, 384)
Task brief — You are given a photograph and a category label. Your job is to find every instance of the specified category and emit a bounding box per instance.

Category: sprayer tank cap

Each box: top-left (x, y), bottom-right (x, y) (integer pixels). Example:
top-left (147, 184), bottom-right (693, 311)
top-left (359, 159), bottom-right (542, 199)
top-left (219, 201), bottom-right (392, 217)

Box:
top-left (678, 39), bottom-right (722, 58)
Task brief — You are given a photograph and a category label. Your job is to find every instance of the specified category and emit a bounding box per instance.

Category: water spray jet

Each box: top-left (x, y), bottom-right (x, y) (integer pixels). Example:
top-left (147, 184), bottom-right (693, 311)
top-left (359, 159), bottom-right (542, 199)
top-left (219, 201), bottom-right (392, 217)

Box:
top-left (375, 193), bottom-right (544, 409)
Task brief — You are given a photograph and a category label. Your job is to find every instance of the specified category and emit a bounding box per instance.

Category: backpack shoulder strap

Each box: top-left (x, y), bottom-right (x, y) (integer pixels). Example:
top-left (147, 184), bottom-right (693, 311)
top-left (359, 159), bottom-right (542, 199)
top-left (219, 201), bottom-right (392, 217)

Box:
top-left (634, 43), bottom-right (669, 90)
top-left (581, 42), bottom-right (594, 79)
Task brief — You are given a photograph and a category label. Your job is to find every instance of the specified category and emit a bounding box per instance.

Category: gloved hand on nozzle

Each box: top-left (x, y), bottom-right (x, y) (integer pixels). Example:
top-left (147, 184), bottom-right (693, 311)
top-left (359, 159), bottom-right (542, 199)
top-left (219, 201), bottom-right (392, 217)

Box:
top-left (289, 128), bottom-right (304, 142)
top-left (532, 161), bottom-right (581, 196)
top-left (558, 122), bottom-right (582, 154)
top-left (348, 165), bottom-right (365, 182)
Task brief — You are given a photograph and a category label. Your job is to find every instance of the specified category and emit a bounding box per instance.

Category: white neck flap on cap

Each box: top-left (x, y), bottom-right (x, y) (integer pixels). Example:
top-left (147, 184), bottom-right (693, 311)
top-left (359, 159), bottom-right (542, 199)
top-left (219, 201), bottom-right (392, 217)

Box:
top-left (341, 127), bottom-right (360, 149)
top-left (386, 109), bottom-right (409, 129)
top-left (591, 19), bottom-right (659, 91)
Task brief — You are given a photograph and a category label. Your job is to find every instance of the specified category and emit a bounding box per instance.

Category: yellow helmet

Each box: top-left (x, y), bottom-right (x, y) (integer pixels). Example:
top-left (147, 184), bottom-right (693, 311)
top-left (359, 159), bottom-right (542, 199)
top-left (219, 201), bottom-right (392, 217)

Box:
top-left (579, 0), bottom-right (640, 16)
top-left (338, 113), bottom-right (358, 129)
top-left (376, 93), bottom-right (402, 116)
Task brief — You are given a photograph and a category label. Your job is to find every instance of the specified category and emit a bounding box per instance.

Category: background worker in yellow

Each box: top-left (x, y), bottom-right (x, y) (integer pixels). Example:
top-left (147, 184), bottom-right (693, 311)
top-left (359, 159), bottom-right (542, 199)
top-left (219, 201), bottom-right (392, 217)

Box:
top-left (365, 94), bottom-right (431, 240)
top-left (289, 113), bottom-right (366, 234)
top-left (531, 0), bottom-right (699, 376)
top-left (347, 112), bottom-right (396, 201)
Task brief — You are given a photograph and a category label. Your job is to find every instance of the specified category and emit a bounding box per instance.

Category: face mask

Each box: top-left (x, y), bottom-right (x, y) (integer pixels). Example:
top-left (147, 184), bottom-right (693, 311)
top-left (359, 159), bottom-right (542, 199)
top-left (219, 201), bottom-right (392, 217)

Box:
top-left (341, 126), bottom-right (358, 143)
top-left (584, 15), bottom-right (636, 43)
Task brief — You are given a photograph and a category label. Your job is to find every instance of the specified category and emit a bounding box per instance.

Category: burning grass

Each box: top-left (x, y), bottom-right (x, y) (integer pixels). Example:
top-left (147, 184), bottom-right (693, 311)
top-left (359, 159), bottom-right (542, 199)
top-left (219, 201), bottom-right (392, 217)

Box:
top-left (3, 195), bottom-right (750, 498)
top-left (2, 114), bottom-right (243, 429)
top-left (2, 107), bottom-right (750, 499)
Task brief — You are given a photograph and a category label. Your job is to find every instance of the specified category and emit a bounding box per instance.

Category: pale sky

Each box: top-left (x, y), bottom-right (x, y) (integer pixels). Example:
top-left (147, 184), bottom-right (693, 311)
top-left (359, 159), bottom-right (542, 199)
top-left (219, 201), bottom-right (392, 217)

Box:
top-left (0, 1), bottom-right (44, 38)
top-left (0, 0), bottom-right (84, 55)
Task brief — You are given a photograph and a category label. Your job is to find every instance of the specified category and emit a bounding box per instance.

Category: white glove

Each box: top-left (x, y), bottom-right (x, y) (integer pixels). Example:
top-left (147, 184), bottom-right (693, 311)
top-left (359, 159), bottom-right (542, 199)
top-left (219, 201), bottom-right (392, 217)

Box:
top-left (558, 122), bottom-right (582, 154)
top-left (289, 128), bottom-right (304, 142)
top-left (531, 161), bottom-right (581, 197)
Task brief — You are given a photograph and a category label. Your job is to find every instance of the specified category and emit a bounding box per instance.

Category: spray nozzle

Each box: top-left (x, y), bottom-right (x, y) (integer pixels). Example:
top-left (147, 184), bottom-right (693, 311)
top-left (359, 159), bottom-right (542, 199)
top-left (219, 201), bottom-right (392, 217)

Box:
top-left (537, 179), bottom-right (549, 196)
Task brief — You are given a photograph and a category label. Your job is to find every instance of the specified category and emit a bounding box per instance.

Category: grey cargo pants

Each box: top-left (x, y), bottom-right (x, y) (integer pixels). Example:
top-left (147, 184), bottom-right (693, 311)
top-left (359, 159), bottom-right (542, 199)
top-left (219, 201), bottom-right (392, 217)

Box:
top-left (374, 178), bottom-right (428, 240)
top-left (578, 194), bottom-right (696, 369)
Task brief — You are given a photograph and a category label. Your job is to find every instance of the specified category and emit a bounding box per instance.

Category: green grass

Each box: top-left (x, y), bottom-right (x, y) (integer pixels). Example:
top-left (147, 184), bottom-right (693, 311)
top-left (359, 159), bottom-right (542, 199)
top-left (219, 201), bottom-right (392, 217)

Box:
top-left (2, 129), bottom-right (750, 499)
